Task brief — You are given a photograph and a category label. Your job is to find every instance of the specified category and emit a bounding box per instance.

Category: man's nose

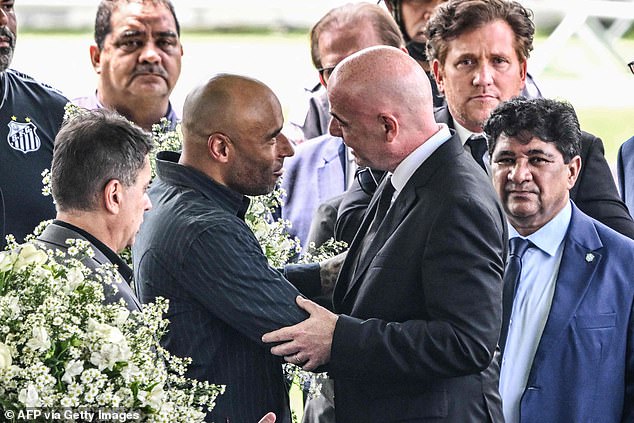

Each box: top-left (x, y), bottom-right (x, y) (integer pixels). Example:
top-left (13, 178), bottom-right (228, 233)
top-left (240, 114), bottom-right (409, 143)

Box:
top-left (277, 132), bottom-right (294, 158)
top-left (509, 159), bottom-right (532, 183)
top-left (473, 63), bottom-right (493, 86)
top-left (0, 9), bottom-right (8, 27)
top-left (139, 41), bottom-right (161, 63)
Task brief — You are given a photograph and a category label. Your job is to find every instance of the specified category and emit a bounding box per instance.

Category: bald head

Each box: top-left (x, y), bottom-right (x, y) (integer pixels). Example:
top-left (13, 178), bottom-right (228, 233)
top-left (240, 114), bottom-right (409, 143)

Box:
top-left (328, 46), bottom-right (439, 171)
top-left (179, 74), bottom-right (293, 196)
top-left (182, 74), bottom-right (278, 146)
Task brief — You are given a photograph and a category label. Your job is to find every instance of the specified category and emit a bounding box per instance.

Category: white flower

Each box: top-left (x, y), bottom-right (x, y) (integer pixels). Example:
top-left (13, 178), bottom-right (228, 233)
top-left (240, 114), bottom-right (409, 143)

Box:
top-left (120, 361), bottom-right (141, 382)
top-left (0, 251), bottom-right (16, 272)
top-left (18, 384), bottom-right (42, 407)
top-left (2, 295), bottom-right (21, 318)
top-left (27, 326), bottom-right (51, 352)
top-left (14, 243), bottom-right (48, 271)
top-left (66, 267), bottom-right (84, 291)
top-left (87, 319), bottom-right (125, 344)
top-left (61, 359), bottom-right (84, 384)
top-left (90, 342), bottom-right (131, 371)
top-left (112, 309), bottom-right (130, 326)
top-left (138, 383), bottom-right (165, 410)
top-left (0, 342), bottom-right (12, 369)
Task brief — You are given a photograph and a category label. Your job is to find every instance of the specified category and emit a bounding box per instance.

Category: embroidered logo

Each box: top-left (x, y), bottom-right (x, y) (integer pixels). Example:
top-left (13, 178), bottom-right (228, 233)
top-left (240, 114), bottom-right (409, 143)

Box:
top-left (7, 116), bottom-right (41, 154)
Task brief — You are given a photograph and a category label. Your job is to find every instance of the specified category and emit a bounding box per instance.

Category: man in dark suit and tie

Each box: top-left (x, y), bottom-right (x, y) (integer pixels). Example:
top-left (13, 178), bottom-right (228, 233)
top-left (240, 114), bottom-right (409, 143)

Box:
top-left (263, 46), bottom-right (506, 422)
top-left (425, 0), bottom-right (634, 238)
top-left (486, 97), bottom-right (634, 423)
top-left (36, 109), bottom-right (153, 312)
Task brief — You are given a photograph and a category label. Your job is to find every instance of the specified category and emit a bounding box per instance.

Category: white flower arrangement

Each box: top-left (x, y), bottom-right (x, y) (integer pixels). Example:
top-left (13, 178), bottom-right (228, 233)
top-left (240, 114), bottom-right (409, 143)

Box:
top-left (0, 239), bottom-right (224, 421)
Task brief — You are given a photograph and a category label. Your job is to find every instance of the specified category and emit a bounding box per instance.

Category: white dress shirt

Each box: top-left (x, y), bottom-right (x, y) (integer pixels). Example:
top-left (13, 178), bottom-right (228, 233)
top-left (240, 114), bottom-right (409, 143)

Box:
top-left (391, 124), bottom-right (451, 200)
top-left (500, 201), bottom-right (572, 423)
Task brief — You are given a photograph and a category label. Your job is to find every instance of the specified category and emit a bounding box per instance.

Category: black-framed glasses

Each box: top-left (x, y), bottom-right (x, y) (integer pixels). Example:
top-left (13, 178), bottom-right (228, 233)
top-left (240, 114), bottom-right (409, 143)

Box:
top-left (355, 167), bottom-right (388, 195)
top-left (629, 61), bottom-right (634, 75)
top-left (317, 66), bottom-right (336, 85)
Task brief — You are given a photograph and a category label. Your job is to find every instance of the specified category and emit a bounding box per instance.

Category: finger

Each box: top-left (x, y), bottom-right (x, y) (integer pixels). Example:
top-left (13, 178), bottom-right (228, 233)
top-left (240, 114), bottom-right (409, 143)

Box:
top-left (285, 353), bottom-right (305, 366)
top-left (302, 357), bottom-right (318, 372)
top-left (258, 412), bottom-right (276, 423)
top-left (262, 326), bottom-right (296, 343)
top-left (270, 341), bottom-right (300, 357)
top-left (296, 295), bottom-right (320, 313)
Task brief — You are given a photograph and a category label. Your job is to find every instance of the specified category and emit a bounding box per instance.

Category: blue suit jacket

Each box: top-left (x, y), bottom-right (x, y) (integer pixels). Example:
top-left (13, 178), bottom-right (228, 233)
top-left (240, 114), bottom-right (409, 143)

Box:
top-left (517, 203), bottom-right (634, 422)
top-left (617, 136), bottom-right (634, 215)
top-left (281, 134), bottom-right (347, 248)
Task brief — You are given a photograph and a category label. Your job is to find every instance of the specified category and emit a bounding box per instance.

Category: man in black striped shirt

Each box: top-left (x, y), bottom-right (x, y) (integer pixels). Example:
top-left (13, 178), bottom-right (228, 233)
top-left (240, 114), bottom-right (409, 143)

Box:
top-left (134, 74), bottom-right (340, 423)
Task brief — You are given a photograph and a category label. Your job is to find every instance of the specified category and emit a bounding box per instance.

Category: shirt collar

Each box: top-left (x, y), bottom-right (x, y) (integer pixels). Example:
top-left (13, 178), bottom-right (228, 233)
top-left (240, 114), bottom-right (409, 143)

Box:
top-left (453, 119), bottom-right (484, 146)
top-left (509, 200), bottom-right (572, 257)
top-left (391, 124), bottom-right (452, 195)
top-left (52, 220), bottom-right (133, 283)
top-left (155, 151), bottom-right (250, 219)
top-left (90, 91), bottom-right (180, 130)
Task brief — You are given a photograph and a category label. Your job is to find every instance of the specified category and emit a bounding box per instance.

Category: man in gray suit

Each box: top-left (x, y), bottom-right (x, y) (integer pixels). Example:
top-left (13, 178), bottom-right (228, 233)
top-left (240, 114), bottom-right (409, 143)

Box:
top-left (37, 109), bottom-right (153, 312)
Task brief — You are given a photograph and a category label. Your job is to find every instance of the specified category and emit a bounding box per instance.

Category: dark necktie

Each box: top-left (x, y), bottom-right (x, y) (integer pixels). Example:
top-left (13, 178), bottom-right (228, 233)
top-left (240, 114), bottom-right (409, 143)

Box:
top-left (352, 177), bottom-right (395, 274)
top-left (466, 134), bottom-right (488, 171)
top-left (499, 237), bottom-right (533, 356)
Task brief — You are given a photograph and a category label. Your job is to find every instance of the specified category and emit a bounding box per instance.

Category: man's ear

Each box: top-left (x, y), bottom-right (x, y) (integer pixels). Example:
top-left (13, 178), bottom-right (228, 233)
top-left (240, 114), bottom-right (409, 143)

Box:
top-left (432, 59), bottom-right (444, 94)
top-left (567, 155), bottom-right (582, 189)
top-left (379, 114), bottom-right (398, 143)
top-left (103, 179), bottom-right (123, 214)
top-left (208, 133), bottom-right (231, 163)
top-left (90, 45), bottom-right (102, 73)
top-left (519, 59), bottom-right (528, 91)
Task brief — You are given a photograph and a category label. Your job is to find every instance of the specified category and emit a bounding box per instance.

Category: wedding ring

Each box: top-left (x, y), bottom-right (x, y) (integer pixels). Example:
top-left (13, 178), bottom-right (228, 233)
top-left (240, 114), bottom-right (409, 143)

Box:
top-left (295, 355), bottom-right (301, 364)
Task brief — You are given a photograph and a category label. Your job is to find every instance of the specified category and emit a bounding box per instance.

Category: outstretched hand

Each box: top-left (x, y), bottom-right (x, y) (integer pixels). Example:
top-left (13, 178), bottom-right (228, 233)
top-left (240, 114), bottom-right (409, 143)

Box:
top-left (262, 296), bottom-right (338, 371)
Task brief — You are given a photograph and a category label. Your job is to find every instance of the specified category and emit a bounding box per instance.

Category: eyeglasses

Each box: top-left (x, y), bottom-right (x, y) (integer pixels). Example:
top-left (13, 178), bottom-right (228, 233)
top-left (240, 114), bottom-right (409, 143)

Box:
top-left (317, 65), bottom-right (336, 86)
top-left (629, 61), bottom-right (634, 75)
top-left (355, 167), bottom-right (388, 195)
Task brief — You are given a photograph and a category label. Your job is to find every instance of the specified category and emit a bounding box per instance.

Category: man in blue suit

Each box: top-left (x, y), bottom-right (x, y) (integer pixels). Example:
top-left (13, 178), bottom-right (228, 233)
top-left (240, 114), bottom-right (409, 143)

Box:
top-left (281, 3), bottom-right (405, 249)
top-left (486, 97), bottom-right (634, 423)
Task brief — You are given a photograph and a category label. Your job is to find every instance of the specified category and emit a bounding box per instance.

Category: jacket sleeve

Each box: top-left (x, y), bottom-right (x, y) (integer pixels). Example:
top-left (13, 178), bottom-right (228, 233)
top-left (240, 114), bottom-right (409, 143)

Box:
top-left (571, 132), bottom-right (634, 239)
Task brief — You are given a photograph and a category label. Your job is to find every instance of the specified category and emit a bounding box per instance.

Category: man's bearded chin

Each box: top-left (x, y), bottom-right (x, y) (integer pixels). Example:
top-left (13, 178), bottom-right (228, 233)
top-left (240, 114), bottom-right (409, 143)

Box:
top-left (0, 47), bottom-right (13, 72)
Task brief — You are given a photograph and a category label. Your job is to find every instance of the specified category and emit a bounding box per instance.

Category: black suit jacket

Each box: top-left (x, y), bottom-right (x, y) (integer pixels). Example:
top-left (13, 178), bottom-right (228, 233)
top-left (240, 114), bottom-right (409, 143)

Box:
top-left (36, 222), bottom-right (141, 311)
top-left (328, 134), bottom-right (506, 422)
top-left (434, 106), bottom-right (634, 239)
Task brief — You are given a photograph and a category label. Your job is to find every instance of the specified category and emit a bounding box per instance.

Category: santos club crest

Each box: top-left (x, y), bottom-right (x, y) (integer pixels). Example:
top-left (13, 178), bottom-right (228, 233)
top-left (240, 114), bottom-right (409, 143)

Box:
top-left (7, 116), bottom-right (41, 154)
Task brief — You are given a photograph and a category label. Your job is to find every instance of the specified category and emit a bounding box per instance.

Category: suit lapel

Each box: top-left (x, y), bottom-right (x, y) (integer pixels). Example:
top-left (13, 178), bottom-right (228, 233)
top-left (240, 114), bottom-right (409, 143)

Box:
top-left (530, 206), bottom-right (603, 366)
top-left (334, 181), bottom-right (383, 309)
top-left (38, 223), bottom-right (142, 310)
top-left (336, 134), bottom-right (463, 308)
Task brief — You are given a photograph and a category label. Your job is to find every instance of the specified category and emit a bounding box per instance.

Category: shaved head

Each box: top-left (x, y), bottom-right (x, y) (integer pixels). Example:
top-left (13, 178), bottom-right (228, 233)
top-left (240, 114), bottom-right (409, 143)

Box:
top-left (182, 74), bottom-right (278, 146)
top-left (179, 74), bottom-right (293, 195)
top-left (328, 46), bottom-right (439, 171)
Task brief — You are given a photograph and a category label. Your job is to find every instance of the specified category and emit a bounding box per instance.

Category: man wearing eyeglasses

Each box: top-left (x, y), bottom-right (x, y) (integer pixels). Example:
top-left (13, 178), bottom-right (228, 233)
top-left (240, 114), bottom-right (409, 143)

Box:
top-left (281, 3), bottom-right (404, 250)
top-left (616, 60), bottom-right (634, 215)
